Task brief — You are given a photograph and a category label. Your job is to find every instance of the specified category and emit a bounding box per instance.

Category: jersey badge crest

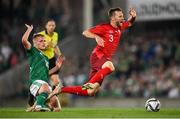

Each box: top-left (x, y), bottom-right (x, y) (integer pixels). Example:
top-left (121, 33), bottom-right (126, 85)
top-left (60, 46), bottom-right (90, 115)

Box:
top-left (109, 30), bottom-right (113, 34)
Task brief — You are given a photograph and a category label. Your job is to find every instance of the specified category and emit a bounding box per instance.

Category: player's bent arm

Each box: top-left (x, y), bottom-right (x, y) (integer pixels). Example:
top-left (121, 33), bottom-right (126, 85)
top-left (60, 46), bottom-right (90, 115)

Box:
top-left (127, 16), bottom-right (136, 27)
top-left (22, 24), bottom-right (33, 49)
top-left (49, 55), bottom-right (64, 75)
top-left (49, 66), bottom-right (60, 76)
top-left (82, 30), bottom-right (99, 39)
top-left (54, 46), bottom-right (62, 57)
top-left (127, 8), bottom-right (136, 27)
top-left (82, 30), bottom-right (104, 47)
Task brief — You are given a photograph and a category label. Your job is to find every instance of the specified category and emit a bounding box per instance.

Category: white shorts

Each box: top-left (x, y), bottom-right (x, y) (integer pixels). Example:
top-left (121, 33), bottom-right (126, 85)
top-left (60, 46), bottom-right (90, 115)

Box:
top-left (30, 80), bottom-right (52, 97)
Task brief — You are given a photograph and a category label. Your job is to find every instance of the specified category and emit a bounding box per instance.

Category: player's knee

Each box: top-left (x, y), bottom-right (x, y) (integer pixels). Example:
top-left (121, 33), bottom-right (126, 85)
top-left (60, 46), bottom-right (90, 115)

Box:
top-left (102, 61), bottom-right (115, 71)
top-left (39, 84), bottom-right (51, 94)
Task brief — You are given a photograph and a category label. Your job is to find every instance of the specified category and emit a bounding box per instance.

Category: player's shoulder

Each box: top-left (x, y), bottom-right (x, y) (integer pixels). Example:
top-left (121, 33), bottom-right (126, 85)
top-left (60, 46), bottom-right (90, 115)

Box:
top-left (97, 22), bottom-right (110, 27)
top-left (26, 46), bottom-right (36, 54)
top-left (95, 23), bottom-right (112, 30)
top-left (53, 32), bottom-right (58, 36)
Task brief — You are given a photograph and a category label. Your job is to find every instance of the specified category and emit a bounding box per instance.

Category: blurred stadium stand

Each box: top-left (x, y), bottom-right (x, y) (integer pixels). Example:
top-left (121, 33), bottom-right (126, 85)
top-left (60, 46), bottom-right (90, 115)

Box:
top-left (0, 0), bottom-right (180, 107)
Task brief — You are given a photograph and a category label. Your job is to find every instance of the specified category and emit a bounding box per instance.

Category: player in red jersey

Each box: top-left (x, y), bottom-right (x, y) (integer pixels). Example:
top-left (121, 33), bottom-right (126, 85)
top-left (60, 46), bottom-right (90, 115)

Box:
top-left (49, 7), bottom-right (136, 98)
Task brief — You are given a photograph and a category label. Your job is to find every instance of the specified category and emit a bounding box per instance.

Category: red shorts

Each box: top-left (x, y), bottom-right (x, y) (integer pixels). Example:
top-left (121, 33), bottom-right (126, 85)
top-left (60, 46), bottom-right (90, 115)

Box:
top-left (88, 53), bottom-right (109, 81)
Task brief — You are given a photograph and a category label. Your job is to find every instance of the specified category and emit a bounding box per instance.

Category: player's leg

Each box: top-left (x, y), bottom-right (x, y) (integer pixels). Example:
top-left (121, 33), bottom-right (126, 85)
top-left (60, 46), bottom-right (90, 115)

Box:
top-left (51, 72), bottom-right (113, 97)
top-left (27, 83), bottom-right (60, 112)
top-left (82, 61), bottom-right (114, 95)
top-left (51, 84), bottom-right (99, 97)
top-left (88, 61), bottom-right (114, 84)
top-left (61, 86), bottom-right (88, 95)
top-left (50, 81), bottom-right (100, 97)
top-left (48, 55), bottom-right (114, 97)
top-left (47, 53), bottom-right (94, 97)
top-left (83, 52), bottom-right (114, 89)
top-left (29, 80), bottom-right (51, 111)
top-left (36, 83), bottom-right (50, 111)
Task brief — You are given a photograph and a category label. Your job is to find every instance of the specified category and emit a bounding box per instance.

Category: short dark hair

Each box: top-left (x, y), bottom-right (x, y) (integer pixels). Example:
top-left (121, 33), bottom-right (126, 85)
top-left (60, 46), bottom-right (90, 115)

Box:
top-left (46, 18), bottom-right (55, 24)
top-left (108, 7), bottom-right (122, 19)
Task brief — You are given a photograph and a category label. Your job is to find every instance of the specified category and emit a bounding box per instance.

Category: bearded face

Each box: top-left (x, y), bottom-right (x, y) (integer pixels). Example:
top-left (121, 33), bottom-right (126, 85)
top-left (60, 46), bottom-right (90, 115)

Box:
top-left (116, 21), bottom-right (121, 27)
top-left (111, 11), bottom-right (125, 27)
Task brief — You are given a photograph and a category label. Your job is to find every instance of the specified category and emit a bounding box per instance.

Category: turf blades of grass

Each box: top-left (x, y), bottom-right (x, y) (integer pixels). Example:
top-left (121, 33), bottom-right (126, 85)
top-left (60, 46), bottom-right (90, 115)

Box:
top-left (0, 108), bottom-right (180, 118)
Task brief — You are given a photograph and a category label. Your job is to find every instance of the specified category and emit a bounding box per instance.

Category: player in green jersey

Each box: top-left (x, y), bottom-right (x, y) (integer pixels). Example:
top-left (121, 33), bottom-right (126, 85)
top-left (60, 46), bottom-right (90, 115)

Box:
top-left (22, 24), bottom-right (62, 111)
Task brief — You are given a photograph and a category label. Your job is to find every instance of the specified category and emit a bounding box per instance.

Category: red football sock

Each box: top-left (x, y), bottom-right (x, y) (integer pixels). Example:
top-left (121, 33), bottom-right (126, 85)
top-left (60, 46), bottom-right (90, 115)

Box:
top-left (61, 86), bottom-right (88, 96)
top-left (89, 67), bottom-right (112, 84)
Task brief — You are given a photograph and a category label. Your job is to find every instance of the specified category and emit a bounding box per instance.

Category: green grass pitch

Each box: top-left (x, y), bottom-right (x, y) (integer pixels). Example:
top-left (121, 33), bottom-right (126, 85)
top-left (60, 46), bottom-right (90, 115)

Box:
top-left (0, 108), bottom-right (180, 118)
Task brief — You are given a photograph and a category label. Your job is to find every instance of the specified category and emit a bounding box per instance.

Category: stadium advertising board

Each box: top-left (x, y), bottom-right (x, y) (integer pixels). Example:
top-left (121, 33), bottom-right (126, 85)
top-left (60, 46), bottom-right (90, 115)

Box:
top-left (127, 0), bottom-right (180, 21)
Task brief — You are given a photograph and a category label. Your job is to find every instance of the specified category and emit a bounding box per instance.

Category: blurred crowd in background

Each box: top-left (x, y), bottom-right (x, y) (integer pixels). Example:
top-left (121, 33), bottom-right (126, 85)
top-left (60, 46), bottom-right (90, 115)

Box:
top-left (0, 0), bottom-right (79, 73)
top-left (0, 0), bottom-right (180, 99)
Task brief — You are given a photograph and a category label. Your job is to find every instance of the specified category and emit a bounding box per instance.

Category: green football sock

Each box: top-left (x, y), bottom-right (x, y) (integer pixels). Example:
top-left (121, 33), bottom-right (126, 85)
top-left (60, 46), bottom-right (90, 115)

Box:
top-left (36, 92), bottom-right (48, 106)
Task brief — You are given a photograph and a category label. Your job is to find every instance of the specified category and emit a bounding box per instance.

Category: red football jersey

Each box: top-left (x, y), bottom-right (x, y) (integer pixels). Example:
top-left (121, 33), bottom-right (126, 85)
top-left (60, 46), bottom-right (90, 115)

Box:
top-left (89, 22), bottom-right (129, 59)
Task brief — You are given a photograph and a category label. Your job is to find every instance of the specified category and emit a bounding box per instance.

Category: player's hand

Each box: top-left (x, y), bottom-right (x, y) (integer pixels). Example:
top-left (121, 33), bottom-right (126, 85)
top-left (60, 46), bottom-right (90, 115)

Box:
top-left (95, 35), bottom-right (104, 47)
top-left (59, 55), bottom-right (66, 61)
top-left (129, 8), bottom-right (136, 18)
top-left (47, 85), bottom-right (61, 100)
top-left (25, 24), bottom-right (33, 31)
top-left (56, 55), bottom-right (64, 68)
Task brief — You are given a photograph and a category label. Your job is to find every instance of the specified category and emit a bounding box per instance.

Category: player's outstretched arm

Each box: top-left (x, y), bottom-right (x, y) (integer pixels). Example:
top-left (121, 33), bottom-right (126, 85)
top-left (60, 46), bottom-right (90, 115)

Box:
top-left (127, 8), bottom-right (136, 27)
top-left (82, 30), bottom-right (104, 47)
top-left (22, 24), bottom-right (33, 49)
top-left (49, 55), bottom-right (64, 75)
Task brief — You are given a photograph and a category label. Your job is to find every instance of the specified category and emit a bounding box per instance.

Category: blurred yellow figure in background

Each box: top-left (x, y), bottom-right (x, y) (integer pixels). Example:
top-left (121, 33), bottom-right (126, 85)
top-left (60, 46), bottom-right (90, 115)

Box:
top-left (39, 19), bottom-right (64, 89)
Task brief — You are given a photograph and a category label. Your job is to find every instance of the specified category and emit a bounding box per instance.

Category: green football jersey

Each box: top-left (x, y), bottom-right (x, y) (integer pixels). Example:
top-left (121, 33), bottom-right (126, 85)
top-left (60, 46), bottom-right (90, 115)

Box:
top-left (26, 47), bottom-right (49, 85)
